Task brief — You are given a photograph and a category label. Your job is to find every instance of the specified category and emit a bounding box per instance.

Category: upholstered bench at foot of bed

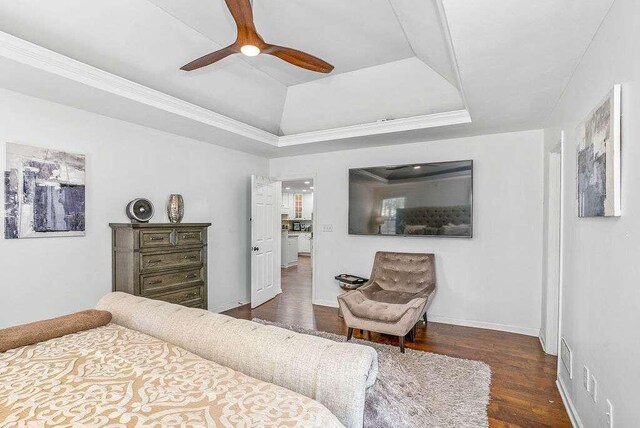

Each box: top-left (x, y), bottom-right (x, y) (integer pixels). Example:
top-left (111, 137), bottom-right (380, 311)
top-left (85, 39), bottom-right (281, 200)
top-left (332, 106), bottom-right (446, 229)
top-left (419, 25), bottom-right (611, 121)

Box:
top-left (96, 292), bottom-right (378, 428)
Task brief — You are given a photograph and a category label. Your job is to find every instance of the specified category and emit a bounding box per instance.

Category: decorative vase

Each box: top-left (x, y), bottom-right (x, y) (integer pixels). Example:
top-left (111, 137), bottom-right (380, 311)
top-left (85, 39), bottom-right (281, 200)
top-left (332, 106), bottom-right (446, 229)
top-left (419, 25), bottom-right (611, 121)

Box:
top-left (167, 194), bottom-right (184, 223)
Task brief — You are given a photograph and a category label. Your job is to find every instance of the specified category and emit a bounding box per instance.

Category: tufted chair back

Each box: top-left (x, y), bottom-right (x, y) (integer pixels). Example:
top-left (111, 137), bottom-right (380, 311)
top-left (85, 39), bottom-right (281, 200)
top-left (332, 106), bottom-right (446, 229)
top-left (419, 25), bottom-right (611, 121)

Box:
top-left (369, 251), bottom-right (435, 293)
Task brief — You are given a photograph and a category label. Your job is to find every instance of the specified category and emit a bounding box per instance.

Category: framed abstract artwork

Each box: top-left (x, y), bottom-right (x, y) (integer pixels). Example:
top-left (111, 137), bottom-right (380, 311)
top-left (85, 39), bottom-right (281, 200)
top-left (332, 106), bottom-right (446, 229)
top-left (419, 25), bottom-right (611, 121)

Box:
top-left (576, 84), bottom-right (621, 217)
top-left (4, 143), bottom-right (85, 239)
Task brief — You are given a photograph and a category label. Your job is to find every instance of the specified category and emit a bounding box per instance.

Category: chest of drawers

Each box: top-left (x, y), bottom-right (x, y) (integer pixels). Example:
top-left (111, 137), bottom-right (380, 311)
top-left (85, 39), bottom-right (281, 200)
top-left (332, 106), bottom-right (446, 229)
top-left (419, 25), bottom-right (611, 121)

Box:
top-left (110, 223), bottom-right (211, 309)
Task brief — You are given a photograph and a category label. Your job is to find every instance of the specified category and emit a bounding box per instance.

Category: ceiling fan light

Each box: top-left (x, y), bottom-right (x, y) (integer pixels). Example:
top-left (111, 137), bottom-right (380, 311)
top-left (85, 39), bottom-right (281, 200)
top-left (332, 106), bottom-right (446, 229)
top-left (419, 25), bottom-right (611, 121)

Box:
top-left (240, 45), bottom-right (260, 57)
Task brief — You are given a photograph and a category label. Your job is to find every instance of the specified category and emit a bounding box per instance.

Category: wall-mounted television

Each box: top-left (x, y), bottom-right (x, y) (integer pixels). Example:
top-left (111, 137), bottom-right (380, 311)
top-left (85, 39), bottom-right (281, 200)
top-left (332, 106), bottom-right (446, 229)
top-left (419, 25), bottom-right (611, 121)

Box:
top-left (348, 160), bottom-right (473, 238)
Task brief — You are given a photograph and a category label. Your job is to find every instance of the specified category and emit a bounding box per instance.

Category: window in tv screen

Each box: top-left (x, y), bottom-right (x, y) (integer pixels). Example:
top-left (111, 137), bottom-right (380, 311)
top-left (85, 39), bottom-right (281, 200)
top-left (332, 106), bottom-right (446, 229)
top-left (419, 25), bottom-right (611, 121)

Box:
top-left (348, 160), bottom-right (473, 237)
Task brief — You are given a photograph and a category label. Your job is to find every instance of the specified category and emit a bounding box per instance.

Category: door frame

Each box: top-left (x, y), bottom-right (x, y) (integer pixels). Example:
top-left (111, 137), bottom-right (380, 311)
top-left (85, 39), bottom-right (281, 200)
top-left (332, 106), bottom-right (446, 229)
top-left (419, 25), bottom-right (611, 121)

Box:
top-left (541, 151), bottom-right (562, 354)
top-left (555, 131), bottom-right (566, 365)
top-left (274, 172), bottom-right (318, 303)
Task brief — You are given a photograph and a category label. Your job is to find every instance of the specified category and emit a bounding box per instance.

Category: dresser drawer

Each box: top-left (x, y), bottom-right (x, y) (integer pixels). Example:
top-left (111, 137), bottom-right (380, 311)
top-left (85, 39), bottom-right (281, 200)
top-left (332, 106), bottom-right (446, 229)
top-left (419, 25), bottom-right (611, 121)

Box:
top-left (175, 229), bottom-right (205, 247)
top-left (153, 286), bottom-right (204, 306)
top-left (140, 268), bottom-right (203, 294)
top-left (183, 299), bottom-right (206, 309)
top-left (139, 229), bottom-right (174, 248)
top-left (140, 249), bottom-right (203, 272)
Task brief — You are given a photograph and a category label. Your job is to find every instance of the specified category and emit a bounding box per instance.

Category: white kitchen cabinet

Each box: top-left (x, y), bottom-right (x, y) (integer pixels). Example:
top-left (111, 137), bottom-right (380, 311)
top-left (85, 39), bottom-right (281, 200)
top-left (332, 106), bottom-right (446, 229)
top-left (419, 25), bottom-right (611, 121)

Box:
top-left (302, 193), bottom-right (314, 220)
top-left (281, 232), bottom-right (298, 267)
top-left (281, 193), bottom-right (293, 216)
top-left (282, 192), bottom-right (312, 219)
top-left (288, 237), bottom-right (299, 264)
top-left (298, 233), bottom-right (312, 253)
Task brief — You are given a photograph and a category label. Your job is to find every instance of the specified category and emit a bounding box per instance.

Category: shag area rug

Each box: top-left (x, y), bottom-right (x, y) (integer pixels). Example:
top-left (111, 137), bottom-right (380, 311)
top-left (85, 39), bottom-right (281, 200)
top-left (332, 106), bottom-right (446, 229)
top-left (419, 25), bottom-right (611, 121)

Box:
top-left (254, 319), bottom-right (491, 428)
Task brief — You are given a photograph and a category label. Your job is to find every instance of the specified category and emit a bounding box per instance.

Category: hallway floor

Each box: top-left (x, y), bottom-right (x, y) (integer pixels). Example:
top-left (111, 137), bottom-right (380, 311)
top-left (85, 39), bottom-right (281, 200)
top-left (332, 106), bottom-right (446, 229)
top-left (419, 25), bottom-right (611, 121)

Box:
top-left (224, 256), bottom-right (570, 427)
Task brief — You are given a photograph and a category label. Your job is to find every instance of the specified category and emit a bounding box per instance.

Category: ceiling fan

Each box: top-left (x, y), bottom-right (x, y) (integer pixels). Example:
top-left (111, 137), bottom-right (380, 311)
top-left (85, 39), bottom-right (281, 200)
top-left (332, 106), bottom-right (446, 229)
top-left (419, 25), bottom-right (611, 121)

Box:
top-left (181, 0), bottom-right (334, 73)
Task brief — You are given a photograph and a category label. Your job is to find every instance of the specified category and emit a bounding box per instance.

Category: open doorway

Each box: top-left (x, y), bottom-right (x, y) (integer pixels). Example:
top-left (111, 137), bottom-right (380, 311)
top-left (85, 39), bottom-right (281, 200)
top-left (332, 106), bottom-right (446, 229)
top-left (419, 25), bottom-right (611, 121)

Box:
top-left (280, 179), bottom-right (314, 304)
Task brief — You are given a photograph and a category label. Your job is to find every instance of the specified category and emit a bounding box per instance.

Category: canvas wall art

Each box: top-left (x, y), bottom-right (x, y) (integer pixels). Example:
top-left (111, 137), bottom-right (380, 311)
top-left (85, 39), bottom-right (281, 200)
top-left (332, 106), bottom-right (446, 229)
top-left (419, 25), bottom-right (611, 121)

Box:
top-left (576, 84), bottom-right (621, 217)
top-left (4, 143), bottom-right (85, 239)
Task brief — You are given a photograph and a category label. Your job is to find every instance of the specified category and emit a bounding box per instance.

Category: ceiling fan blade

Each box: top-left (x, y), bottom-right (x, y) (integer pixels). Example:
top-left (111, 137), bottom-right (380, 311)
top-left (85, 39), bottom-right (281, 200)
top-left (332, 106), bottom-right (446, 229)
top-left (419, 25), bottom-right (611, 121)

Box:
top-left (225, 0), bottom-right (259, 41)
top-left (263, 45), bottom-right (334, 73)
top-left (181, 45), bottom-right (237, 71)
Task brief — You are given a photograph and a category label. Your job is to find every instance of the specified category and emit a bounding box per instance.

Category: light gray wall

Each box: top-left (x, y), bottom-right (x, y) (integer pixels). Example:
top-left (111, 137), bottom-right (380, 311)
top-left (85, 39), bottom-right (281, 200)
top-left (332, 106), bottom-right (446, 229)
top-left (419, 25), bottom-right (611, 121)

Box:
top-left (548, 0), bottom-right (640, 425)
top-left (270, 130), bottom-right (544, 335)
top-left (0, 88), bottom-right (268, 327)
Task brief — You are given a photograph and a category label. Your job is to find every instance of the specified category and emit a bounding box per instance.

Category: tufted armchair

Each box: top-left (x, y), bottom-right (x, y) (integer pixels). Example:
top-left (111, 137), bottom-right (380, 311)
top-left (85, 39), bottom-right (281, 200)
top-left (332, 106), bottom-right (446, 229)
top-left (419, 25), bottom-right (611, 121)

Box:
top-left (337, 251), bottom-right (436, 352)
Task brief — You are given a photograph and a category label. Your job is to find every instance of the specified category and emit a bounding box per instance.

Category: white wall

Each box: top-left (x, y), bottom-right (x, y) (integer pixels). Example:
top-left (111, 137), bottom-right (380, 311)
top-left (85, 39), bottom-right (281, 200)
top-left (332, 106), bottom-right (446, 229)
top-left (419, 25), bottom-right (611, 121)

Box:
top-left (548, 0), bottom-right (640, 425)
top-left (270, 130), bottom-right (544, 335)
top-left (0, 88), bottom-right (267, 328)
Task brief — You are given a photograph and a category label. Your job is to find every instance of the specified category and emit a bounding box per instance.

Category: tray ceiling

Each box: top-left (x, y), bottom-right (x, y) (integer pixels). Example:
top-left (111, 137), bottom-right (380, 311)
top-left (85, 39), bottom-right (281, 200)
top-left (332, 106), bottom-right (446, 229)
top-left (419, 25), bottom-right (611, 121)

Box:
top-left (0, 0), bottom-right (462, 135)
top-left (0, 0), bottom-right (615, 157)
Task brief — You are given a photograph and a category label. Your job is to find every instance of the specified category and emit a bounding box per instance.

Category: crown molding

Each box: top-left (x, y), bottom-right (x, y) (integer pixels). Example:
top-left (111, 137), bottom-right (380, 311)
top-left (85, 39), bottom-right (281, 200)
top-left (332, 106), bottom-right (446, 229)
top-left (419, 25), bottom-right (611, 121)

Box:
top-left (0, 31), bottom-right (278, 146)
top-left (0, 31), bottom-right (472, 150)
top-left (278, 110), bottom-right (471, 146)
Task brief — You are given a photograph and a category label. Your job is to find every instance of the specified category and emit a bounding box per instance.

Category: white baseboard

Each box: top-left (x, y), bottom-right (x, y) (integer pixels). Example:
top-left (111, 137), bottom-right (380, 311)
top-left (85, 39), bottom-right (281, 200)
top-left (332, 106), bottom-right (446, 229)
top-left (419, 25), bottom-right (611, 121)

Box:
top-left (309, 302), bottom-right (538, 336)
top-left (539, 329), bottom-right (548, 352)
top-left (557, 377), bottom-right (583, 428)
top-left (426, 315), bottom-right (539, 336)
top-left (209, 298), bottom-right (250, 313)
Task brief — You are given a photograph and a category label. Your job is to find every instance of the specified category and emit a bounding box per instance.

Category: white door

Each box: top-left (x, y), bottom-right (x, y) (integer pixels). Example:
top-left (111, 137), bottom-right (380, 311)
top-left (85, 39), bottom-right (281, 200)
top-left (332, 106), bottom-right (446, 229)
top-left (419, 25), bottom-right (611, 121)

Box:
top-left (251, 175), bottom-right (282, 308)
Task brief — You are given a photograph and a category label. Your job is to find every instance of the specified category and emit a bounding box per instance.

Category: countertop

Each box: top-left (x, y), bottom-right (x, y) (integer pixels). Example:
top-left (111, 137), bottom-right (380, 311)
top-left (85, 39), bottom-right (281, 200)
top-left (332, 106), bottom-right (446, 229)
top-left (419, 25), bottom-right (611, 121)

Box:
top-left (282, 231), bottom-right (313, 238)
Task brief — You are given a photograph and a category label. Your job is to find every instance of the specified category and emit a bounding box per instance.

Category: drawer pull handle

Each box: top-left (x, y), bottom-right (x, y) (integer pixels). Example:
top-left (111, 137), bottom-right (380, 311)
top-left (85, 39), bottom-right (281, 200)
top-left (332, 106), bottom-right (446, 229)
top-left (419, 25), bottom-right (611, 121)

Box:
top-left (183, 255), bottom-right (197, 260)
top-left (182, 234), bottom-right (197, 239)
top-left (185, 293), bottom-right (197, 299)
top-left (185, 273), bottom-right (198, 279)
top-left (149, 237), bottom-right (165, 241)
top-left (149, 279), bottom-right (163, 285)
top-left (148, 259), bottom-right (162, 264)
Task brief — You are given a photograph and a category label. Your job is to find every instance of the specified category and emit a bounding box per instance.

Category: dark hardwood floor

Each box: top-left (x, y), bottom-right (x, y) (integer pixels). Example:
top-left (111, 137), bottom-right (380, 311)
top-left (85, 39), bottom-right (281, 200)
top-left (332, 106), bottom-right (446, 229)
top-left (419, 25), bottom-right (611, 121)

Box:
top-left (223, 256), bottom-right (570, 427)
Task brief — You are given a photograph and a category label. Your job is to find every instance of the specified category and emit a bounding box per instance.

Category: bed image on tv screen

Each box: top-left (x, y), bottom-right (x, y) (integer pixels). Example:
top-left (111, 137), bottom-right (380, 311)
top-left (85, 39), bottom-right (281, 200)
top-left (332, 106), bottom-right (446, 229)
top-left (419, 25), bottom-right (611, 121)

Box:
top-left (348, 160), bottom-right (473, 238)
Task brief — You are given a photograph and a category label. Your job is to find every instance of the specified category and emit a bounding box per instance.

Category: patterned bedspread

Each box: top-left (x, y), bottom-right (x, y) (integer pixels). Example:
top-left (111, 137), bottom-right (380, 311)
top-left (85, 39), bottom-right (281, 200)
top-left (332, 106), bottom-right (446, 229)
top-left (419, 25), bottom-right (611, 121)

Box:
top-left (0, 323), bottom-right (343, 427)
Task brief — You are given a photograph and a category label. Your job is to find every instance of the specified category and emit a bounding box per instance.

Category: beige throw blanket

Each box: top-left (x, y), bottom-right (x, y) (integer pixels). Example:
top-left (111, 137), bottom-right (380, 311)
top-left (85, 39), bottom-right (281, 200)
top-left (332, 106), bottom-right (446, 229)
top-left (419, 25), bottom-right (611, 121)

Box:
top-left (0, 323), bottom-right (342, 427)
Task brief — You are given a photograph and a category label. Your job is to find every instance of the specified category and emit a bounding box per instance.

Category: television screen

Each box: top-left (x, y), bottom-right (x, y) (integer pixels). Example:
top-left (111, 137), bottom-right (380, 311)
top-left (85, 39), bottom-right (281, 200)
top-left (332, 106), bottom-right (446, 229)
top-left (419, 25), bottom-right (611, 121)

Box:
top-left (349, 160), bottom-right (473, 237)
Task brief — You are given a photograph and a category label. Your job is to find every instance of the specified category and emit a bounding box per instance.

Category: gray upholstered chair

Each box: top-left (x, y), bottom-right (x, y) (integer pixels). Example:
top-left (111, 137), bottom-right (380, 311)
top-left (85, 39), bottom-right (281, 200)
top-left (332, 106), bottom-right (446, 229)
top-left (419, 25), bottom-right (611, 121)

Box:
top-left (337, 251), bottom-right (436, 352)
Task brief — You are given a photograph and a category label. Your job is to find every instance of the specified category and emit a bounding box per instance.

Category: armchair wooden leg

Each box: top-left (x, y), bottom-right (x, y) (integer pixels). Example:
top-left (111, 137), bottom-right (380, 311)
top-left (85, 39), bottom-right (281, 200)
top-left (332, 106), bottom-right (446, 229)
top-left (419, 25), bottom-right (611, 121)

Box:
top-left (399, 335), bottom-right (405, 353)
top-left (406, 326), bottom-right (415, 342)
top-left (347, 327), bottom-right (353, 341)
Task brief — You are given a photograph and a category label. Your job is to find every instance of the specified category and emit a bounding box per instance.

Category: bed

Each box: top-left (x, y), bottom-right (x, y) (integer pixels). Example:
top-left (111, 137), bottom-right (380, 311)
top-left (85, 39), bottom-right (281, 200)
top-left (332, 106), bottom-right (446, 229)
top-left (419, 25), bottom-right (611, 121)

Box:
top-left (0, 293), bottom-right (378, 427)
top-left (0, 323), bottom-right (341, 427)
